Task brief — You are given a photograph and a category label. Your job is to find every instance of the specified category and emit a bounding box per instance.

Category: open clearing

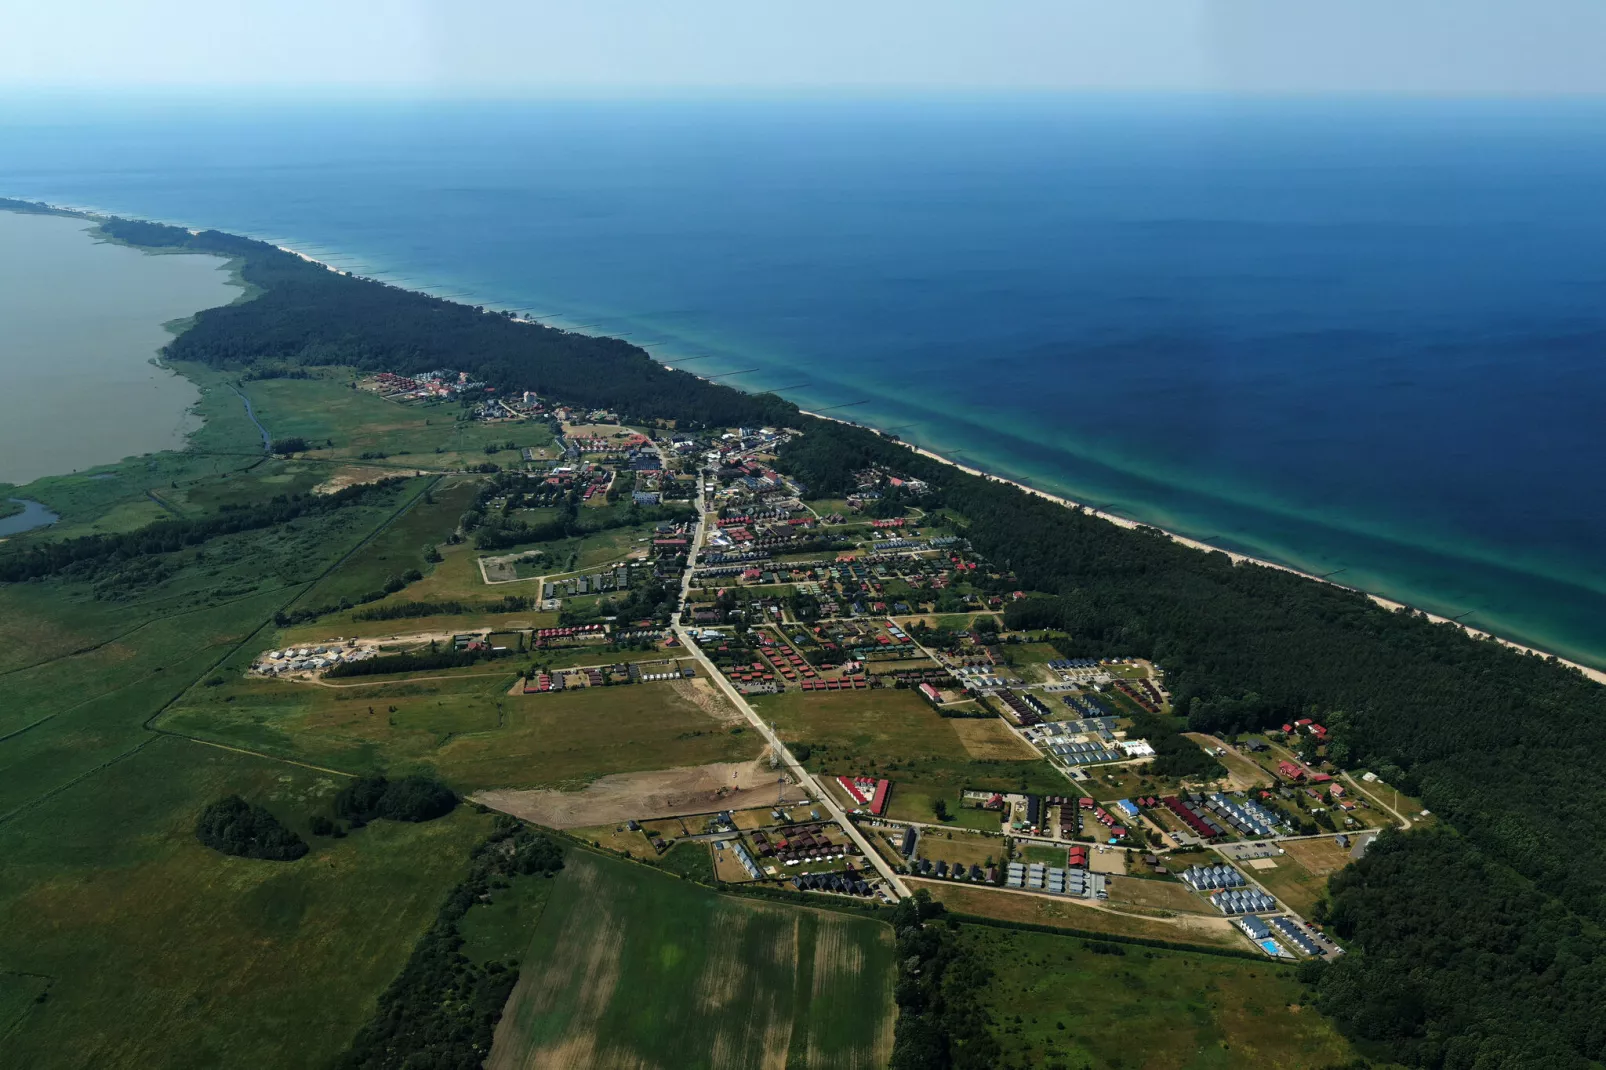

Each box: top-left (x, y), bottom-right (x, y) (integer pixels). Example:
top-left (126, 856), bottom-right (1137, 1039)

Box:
top-left (1242, 854), bottom-right (1330, 916)
top-left (161, 669), bottom-right (762, 793)
top-left (962, 924), bottom-right (1357, 1069)
top-left (949, 716), bottom-right (1039, 760)
top-left (1186, 733), bottom-right (1274, 790)
top-left (487, 851), bottom-right (895, 1069)
top-left (910, 880), bottom-right (1245, 950)
top-left (475, 757), bottom-right (810, 828)
top-left (1282, 835), bottom-right (1367, 877)
top-left (0, 735), bottom-right (490, 1070)
top-left (753, 689), bottom-right (1068, 829)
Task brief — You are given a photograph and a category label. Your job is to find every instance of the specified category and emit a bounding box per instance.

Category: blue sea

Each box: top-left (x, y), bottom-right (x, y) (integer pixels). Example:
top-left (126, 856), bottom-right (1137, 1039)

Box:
top-left (4, 95), bottom-right (1605, 666)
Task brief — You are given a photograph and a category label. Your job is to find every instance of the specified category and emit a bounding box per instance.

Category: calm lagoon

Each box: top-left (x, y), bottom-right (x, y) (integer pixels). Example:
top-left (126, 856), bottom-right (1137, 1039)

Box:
top-left (0, 210), bottom-right (239, 486)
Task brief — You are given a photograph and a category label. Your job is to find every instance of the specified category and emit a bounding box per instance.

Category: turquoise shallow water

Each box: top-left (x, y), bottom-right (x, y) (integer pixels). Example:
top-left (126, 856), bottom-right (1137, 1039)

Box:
top-left (3, 96), bottom-right (1605, 664)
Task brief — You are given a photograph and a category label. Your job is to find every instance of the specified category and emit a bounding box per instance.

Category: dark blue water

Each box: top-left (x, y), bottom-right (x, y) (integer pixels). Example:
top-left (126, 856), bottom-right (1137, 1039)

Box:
top-left (4, 96), bottom-right (1605, 664)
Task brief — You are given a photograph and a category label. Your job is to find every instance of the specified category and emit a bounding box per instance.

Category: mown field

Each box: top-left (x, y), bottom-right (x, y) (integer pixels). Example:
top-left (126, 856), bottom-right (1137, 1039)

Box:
top-left (160, 672), bottom-right (761, 792)
top-left (912, 880), bottom-right (1244, 950)
top-left (958, 924), bottom-right (1358, 1070)
top-left (487, 851), bottom-right (896, 1070)
top-left (753, 689), bottom-right (1071, 825)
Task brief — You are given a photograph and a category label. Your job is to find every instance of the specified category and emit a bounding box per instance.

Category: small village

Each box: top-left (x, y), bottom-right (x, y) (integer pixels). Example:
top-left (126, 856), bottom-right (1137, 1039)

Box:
top-left (245, 374), bottom-right (1427, 965)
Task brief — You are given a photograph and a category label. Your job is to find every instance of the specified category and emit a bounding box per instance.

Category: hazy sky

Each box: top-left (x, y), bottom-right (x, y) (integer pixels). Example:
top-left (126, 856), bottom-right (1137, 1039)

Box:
top-left (3, 0), bottom-right (1604, 97)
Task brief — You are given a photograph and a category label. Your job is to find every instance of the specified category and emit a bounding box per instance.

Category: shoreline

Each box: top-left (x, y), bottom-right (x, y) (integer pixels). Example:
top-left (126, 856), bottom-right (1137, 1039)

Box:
top-left (804, 411), bottom-right (1606, 686)
top-left (6, 197), bottom-right (1601, 685)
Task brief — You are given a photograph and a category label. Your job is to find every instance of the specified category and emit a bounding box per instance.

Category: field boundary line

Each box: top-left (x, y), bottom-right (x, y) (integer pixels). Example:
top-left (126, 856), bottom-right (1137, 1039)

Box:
top-left (0, 736), bottom-right (157, 829)
top-left (0, 583), bottom-right (304, 680)
top-left (177, 735), bottom-right (357, 777)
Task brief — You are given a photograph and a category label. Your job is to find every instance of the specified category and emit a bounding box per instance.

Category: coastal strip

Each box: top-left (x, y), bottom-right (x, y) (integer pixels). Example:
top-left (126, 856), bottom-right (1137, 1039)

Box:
top-left (11, 196), bottom-right (1600, 685)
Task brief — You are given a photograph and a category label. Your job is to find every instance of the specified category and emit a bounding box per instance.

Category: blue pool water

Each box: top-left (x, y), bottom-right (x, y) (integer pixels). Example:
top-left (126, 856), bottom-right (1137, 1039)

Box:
top-left (3, 95), bottom-right (1605, 663)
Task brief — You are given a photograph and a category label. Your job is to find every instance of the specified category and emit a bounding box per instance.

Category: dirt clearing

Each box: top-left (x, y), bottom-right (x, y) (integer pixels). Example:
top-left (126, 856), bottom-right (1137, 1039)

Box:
top-left (475, 758), bottom-right (808, 828)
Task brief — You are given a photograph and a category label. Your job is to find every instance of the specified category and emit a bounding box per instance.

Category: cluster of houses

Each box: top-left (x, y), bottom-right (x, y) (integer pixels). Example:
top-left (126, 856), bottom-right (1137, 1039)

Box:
top-left (998, 689), bottom-right (1052, 724)
top-left (1158, 792), bottom-right (1289, 842)
top-left (836, 776), bottom-right (891, 815)
top-left (521, 661), bottom-right (693, 693)
top-left (1005, 861), bottom-right (1108, 899)
top-left (791, 873), bottom-right (875, 897)
top-left (529, 623), bottom-right (609, 644)
top-left (369, 368), bottom-right (485, 401)
top-left (1113, 677), bottom-right (1164, 712)
top-left (1268, 915), bottom-right (1324, 955)
top-left (1180, 863), bottom-right (1248, 891)
top-left (541, 566), bottom-right (633, 601)
top-left (1022, 717), bottom-right (1146, 769)
top-left (913, 858), bottom-right (990, 882)
top-left (1049, 659), bottom-right (1118, 687)
top-left (1207, 791), bottom-right (1287, 839)
top-left (1164, 794), bottom-right (1230, 840)
top-left (253, 644), bottom-right (374, 676)
top-left (1211, 887), bottom-right (1279, 915)
top-left (752, 824), bottom-right (843, 866)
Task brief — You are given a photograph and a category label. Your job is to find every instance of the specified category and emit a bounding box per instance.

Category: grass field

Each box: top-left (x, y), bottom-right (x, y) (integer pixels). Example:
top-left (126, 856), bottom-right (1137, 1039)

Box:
top-left (296, 477), bottom-right (476, 609)
top-left (959, 924), bottom-right (1357, 1070)
top-left (910, 827), bottom-right (1007, 869)
top-left (0, 735), bottom-right (491, 1070)
top-left (487, 851), bottom-right (895, 1069)
top-left (243, 373), bottom-right (553, 469)
top-left (753, 689), bottom-right (1069, 827)
top-left (1240, 854), bottom-right (1329, 917)
top-left (911, 881), bottom-right (1244, 950)
top-left (160, 672), bottom-right (761, 792)
top-left (1281, 836), bottom-right (1361, 878)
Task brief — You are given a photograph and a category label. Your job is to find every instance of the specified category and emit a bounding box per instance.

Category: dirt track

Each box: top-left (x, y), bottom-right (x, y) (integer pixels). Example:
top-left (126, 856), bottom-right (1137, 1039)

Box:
top-left (474, 757), bottom-right (810, 828)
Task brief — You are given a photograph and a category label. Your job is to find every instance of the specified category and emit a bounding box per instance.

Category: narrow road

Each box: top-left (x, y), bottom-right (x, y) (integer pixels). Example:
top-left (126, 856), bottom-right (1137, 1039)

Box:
top-left (673, 466), bottom-right (911, 899)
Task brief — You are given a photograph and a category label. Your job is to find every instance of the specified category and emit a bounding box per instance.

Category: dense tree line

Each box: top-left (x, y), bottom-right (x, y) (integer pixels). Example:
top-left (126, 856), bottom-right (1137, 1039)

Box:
top-left (194, 795), bottom-right (308, 861)
top-left (1308, 830), bottom-right (1606, 1069)
top-left (888, 890), bottom-right (999, 1070)
top-left (334, 774), bottom-right (458, 824)
top-left (351, 595), bottom-right (537, 621)
top-left (0, 479), bottom-right (404, 582)
top-left (335, 818), bottom-right (564, 1070)
top-left (98, 218), bottom-right (798, 429)
top-left (470, 499), bottom-right (696, 552)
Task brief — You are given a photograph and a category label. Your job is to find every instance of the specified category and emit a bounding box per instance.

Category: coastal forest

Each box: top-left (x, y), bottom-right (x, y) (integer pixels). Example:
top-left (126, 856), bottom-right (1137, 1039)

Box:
top-left (6, 212), bottom-right (1604, 1068)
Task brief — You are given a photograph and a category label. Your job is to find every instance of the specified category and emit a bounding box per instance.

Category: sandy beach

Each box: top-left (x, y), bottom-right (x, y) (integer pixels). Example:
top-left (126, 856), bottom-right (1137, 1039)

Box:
top-left (793, 409), bottom-right (1606, 686)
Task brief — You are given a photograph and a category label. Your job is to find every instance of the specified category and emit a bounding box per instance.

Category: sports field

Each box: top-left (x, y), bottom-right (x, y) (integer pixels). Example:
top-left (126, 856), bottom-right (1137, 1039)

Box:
top-left (957, 924), bottom-right (1356, 1069)
top-left (488, 851), bottom-right (896, 1069)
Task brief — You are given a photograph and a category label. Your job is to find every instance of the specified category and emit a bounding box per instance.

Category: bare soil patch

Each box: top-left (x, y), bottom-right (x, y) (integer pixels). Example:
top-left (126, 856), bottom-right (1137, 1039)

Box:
top-left (313, 465), bottom-right (424, 495)
top-left (670, 677), bottom-right (745, 724)
top-left (475, 758), bottom-right (808, 828)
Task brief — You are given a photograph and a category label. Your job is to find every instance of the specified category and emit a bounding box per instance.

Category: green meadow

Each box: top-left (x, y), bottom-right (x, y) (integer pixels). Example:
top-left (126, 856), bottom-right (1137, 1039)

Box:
top-left (960, 925), bottom-right (1357, 1070)
top-left (0, 735), bottom-right (493, 1070)
top-left (487, 850), bottom-right (896, 1070)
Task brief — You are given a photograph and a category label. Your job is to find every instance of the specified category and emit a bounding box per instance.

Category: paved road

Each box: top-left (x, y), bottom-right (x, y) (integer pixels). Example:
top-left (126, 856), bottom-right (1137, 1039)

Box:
top-left (673, 468), bottom-right (911, 899)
